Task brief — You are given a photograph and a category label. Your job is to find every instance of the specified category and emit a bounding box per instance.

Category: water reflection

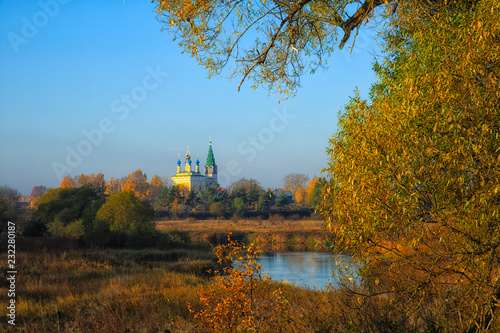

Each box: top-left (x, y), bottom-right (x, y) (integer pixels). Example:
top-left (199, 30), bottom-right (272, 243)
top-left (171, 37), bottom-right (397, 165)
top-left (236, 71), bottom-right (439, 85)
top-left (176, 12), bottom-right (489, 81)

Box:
top-left (255, 252), bottom-right (356, 290)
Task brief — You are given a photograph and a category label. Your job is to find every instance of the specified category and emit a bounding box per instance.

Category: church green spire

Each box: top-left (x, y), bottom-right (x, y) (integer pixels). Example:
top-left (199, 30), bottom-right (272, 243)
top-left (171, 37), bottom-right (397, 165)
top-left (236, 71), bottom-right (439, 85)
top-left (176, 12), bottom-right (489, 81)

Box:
top-left (206, 139), bottom-right (216, 166)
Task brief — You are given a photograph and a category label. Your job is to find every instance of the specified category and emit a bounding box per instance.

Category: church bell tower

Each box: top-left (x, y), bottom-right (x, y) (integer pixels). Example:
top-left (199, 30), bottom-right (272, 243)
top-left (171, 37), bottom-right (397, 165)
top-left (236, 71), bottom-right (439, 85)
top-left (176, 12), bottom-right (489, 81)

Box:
top-left (204, 138), bottom-right (218, 185)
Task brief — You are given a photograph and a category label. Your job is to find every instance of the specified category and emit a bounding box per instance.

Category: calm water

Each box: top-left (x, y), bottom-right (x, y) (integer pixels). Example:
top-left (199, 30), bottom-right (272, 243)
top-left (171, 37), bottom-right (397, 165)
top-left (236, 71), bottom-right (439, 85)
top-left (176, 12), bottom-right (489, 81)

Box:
top-left (255, 252), bottom-right (358, 290)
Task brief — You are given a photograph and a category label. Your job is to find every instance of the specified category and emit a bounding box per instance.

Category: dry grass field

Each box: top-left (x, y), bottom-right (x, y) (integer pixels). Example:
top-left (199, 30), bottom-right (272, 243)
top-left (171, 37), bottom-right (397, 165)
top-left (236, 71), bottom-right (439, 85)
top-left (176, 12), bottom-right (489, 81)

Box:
top-left (156, 217), bottom-right (325, 233)
top-left (156, 217), bottom-right (328, 252)
top-left (0, 248), bottom-right (357, 332)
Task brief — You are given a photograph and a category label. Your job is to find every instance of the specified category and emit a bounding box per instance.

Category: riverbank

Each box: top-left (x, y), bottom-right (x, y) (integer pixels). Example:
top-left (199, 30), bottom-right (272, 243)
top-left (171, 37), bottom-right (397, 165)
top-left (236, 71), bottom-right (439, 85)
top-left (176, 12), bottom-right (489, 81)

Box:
top-left (156, 218), bottom-right (330, 252)
top-left (1, 248), bottom-right (355, 332)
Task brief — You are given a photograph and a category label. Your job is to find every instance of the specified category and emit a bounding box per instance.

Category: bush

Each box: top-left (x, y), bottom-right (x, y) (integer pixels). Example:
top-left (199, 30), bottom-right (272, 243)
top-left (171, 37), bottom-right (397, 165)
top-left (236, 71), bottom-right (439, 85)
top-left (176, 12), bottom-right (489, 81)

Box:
top-left (191, 235), bottom-right (289, 332)
top-left (47, 219), bottom-right (84, 239)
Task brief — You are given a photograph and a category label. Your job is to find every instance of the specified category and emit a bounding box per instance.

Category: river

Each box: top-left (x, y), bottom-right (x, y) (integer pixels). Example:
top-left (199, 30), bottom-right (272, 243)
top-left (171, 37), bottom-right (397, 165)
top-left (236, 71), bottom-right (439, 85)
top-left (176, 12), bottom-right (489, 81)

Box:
top-left (255, 252), bottom-right (358, 290)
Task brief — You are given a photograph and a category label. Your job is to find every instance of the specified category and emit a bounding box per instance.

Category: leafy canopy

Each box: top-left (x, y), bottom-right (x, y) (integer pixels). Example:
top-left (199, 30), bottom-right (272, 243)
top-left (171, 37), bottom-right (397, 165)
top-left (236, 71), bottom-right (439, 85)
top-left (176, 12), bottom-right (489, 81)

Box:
top-left (155, 0), bottom-right (394, 96)
top-left (319, 0), bottom-right (500, 330)
top-left (96, 190), bottom-right (155, 235)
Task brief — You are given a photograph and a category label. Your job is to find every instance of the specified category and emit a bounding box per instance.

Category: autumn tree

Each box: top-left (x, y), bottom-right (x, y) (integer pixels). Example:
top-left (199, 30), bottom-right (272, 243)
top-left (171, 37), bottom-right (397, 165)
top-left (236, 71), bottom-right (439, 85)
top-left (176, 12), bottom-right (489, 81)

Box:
top-left (193, 236), bottom-right (287, 331)
top-left (305, 176), bottom-right (323, 208)
top-left (75, 173), bottom-right (105, 190)
top-left (105, 176), bottom-right (124, 195)
top-left (148, 174), bottom-right (164, 203)
top-left (29, 185), bottom-right (47, 208)
top-left (76, 173), bottom-right (88, 187)
top-left (60, 175), bottom-right (75, 189)
top-left (122, 169), bottom-right (149, 200)
top-left (305, 176), bottom-right (318, 198)
top-left (283, 173), bottom-right (309, 203)
top-left (320, 0), bottom-right (500, 330)
top-left (30, 185), bottom-right (47, 199)
top-left (155, 0), bottom-right (397, 96)
top-left (91, 172), bottom-right (105, 189)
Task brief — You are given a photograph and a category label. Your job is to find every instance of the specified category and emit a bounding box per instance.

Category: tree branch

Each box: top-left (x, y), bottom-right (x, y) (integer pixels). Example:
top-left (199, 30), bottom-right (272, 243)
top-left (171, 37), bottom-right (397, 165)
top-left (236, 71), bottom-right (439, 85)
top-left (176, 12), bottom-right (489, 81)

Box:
top-left (339, 0), bottom-right (387, 49)
top-left (237, 0), bottom-right (313, 91)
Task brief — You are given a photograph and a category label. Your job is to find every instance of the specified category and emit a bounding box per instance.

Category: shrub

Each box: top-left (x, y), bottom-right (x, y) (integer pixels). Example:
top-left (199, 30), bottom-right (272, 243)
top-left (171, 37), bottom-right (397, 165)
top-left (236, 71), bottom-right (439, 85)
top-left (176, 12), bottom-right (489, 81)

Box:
top-left (191, 235), bottom-right (289, 332)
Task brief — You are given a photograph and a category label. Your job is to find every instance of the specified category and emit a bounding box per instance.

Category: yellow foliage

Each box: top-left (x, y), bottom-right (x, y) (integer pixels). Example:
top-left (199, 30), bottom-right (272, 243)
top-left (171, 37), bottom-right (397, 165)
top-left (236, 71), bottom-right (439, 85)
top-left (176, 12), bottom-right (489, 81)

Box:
top-left (191, 234), bottom-right (288, 332)
top-left (60, 175), bottom-right (75, 189)
top-left (122, 169), bottom-right (149, 200)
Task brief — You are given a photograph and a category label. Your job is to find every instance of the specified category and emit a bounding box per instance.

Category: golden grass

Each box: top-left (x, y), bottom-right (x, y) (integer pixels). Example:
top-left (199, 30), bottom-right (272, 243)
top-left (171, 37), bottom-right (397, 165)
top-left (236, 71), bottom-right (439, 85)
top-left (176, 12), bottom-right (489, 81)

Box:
top-left (0, 250), bottom-right (206, 332)
top-left (0, 245), bottom-right (469, 332)
top-left (0, 249), bottom-right (353, 333)
top-left (156, 218), bottom-right (325, 233)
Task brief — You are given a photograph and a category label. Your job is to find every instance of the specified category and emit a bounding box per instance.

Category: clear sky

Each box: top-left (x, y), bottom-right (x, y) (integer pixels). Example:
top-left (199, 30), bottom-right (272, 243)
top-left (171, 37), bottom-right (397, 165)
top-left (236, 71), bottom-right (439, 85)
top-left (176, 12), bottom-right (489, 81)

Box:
top-left (0, 1), bottom-right (380, 195)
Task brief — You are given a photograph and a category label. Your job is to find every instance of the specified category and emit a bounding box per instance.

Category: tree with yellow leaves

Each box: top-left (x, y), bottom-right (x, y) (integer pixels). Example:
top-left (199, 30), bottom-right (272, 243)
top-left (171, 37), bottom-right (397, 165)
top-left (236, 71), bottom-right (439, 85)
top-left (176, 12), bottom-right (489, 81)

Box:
top-left (283, 173), bottom-right (309, 204)
top-left (76, 173), bottom-right (105, 190)
top-left (192, 235), bottom-right (288, 332)
top-left (122, 169), bottom-right (149, 200)
top-left (305, 176), bottom-right (323, 208)
top-left (155, 0), bottom-right (395, 96)
top-left (319, 0), bottom-right (500, 330)
top-left (105, 176), bottom-right (124, 195)
top-left (148, 174), bottom-right (165, 203)
top-left (60, 175), bottom-right (75, 189)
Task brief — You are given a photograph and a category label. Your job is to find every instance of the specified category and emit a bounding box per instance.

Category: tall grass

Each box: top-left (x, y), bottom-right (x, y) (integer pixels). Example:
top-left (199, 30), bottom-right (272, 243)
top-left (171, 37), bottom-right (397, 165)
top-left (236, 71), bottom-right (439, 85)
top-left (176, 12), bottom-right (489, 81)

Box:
top-left (156, 218), bottom-right (325, 233)
top-left (0, 250), bottom-right (208, 332)
top-left (2, 225), bottom-right (470, 332)
top-left (1, 247), bottom-right (469, 332)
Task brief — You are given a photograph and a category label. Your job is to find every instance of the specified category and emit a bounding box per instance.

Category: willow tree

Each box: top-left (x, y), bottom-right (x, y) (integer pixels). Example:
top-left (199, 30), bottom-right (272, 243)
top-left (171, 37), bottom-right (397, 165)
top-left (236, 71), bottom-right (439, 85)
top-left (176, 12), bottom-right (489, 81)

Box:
top-left (319, 0), bottom-right (500, 331)
top-left (155, 0), bottom-right (397, 96)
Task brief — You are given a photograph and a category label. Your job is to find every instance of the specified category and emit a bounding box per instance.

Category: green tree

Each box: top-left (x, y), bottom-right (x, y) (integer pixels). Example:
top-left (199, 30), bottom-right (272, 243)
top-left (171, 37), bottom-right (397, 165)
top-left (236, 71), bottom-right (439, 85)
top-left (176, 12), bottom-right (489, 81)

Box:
top-left (229, 178), bottom-right (264, 211)
top-left (156, 185), bottom-right (183, 210)
top-left (232, 197), bottom-right (247, 218)
top-left (230, 185), bottom-right (248, 208)
top-left (29, 186), bottom-right (102, 238)
top-left (36, 188), bottom-right (63, 207)
top-left (320, 0), bottom-right (500, 330)
top-left (96, 190), bottom-right (155, 236)
top-left (246, 184), bottom-right (263, 211)
top-left (209, 201), bottom-right (226, 219)
top-left (307, 179), bottom-right (323, 209)
top-left (200, 183), bottom-right (219, 207)
top-left (200, 183), bottom-right (228, 210)
top-left (184, 189), bottom-right (199, 211)
top-left (47, 219), bottom-right (84, 239)
top-left (275, 192), bottom-right (289, 209)
top-left (258, 189), bottom-right (276, 214)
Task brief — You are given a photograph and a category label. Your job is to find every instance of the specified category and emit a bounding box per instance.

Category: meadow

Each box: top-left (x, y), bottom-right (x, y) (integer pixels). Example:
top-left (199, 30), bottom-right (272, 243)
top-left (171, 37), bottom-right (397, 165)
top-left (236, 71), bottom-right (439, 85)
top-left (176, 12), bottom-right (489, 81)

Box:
top-left (156, 217), bottom-right (330, 252)
top-left (155, 216), bottom-right (325, 233)
top-left (0, 242), bottom-right (363, 332)
top-left (1, 218), bottom-right (470, 332)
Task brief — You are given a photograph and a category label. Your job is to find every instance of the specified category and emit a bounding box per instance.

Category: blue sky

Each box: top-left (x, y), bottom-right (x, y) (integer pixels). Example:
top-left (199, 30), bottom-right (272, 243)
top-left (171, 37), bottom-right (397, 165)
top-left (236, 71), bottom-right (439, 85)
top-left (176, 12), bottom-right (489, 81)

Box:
top-left (0, 1), bottom-right (379, 195)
